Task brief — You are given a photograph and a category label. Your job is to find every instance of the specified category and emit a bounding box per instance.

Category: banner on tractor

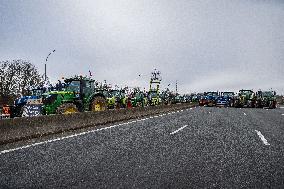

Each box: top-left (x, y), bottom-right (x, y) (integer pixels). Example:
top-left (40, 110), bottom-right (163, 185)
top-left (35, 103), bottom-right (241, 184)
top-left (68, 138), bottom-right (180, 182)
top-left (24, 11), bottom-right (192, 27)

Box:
top-left (22, 104), bottom-right (43, 117)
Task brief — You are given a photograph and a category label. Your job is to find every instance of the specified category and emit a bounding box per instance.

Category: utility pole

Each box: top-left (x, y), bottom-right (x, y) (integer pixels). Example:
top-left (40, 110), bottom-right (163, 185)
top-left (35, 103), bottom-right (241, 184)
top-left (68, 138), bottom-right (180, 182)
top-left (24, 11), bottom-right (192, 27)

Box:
top-left (176, 80), bottom-right (178, 95)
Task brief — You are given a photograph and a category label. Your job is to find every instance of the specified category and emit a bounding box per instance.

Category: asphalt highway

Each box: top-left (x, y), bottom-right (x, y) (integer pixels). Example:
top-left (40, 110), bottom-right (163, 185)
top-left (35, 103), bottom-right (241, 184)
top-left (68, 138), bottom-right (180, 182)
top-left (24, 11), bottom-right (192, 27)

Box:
top-left (0, 106), bottom-right (284, 188)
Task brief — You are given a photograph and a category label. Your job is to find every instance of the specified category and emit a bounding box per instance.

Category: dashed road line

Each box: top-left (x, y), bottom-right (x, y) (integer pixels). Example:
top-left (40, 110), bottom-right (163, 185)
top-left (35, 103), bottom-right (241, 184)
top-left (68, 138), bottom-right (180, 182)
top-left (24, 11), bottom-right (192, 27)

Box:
top-left (255, 130), bottom-right (270, 146)
top-left (243, 112), bottom-right (246, 115)
top-left (170, 125), bottom-right (188, 135)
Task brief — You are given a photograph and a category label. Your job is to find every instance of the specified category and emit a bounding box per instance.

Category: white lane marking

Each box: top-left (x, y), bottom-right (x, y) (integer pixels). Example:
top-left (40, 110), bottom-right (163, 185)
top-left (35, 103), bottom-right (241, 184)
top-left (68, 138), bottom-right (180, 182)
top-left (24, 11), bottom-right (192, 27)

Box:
top-left (0, 108), bottom-right (190, 155)
top-left (280, 107), bottom-right (284, 109)
top-left (170, 125), bottom-right (188, 135)
top-left (176, 110), bottom-right (180, 113)
top-left (282, 114), bottom-right (284, 116)
top-left (255, 130), bottom-right (270, 146)
top-left (243, 112), bottom-right (246, 115)
top-left (0, 122), bottom-right (130, 155)
top-left (180, 110), bottom-right (184, 112)
top-left (190, 108), bottom-right (193, 110)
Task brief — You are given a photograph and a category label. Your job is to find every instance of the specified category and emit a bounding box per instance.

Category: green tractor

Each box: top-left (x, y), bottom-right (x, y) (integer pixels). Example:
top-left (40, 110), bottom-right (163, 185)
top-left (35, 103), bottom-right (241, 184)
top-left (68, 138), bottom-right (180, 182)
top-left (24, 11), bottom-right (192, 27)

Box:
top-left (233, 89), bottom-right (256, 108)
top-left (130, 88), bottom-right (148, 107)
top-left (106, 89), bottom-right (128, 109)
top-left (255, 90), bottom-right (277, 109)
top-left (172, 93), bottom-right (183, 104)
top-left (42, 76), bottom-right (107, 114)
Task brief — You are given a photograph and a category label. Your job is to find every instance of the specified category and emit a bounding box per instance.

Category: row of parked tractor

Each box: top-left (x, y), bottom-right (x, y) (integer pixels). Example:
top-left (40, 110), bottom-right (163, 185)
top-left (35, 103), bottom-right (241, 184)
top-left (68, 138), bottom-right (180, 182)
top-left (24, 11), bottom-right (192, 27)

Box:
top-left (0, 71), bottom-right (194, 118)
top-left (198, 90), bottom-right (277, 108)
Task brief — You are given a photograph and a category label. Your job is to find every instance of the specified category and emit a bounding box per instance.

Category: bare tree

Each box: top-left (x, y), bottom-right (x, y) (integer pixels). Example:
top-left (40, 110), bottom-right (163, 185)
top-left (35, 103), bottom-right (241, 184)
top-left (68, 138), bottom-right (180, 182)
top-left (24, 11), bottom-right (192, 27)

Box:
top-left (0, 60), bottom-right (45, 104)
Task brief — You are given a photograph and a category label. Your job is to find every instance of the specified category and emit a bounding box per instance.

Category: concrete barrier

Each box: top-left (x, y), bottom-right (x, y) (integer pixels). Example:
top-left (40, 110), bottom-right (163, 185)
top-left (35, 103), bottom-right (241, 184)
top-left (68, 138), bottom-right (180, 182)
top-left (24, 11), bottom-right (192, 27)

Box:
top-left (0, 103), bottom-right (196, 145)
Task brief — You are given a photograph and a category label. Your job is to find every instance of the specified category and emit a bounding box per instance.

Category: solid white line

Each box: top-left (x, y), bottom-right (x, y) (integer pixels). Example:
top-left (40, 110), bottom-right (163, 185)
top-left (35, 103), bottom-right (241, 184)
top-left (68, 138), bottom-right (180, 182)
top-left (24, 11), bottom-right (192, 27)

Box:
top-left (0, 122), bottom-right (128, 155)
top-left (170, 125), bottom-right (188, 135)
top-left (243, 112), bottom-right (246, 115)
top-left (282, 114), bottom-right (284, 116)
top-left (255, 130), bottom-right (270, 146)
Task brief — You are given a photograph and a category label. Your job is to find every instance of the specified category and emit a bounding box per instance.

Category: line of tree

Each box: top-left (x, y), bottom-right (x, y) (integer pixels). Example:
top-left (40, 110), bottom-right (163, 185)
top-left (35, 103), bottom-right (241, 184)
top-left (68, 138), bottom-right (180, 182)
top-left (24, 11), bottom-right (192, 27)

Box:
top-left (0, 59), bottom-right (45, 105)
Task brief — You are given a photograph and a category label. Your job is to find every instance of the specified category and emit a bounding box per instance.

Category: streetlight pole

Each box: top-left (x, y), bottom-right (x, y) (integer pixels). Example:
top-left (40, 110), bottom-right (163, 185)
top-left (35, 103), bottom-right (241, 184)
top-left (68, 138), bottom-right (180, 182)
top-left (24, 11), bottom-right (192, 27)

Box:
top-left (45, 49), bottom-right (56, 81)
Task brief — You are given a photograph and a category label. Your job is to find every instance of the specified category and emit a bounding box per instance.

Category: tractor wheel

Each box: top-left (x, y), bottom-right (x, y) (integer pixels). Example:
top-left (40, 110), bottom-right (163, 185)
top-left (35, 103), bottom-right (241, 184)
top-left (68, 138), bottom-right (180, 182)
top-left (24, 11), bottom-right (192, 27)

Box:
top-left (234, 100), bottom-right (239, 108)
top-left (14, 105), bottom-right (24, 117)
top-left (115, 102), bottom-right (123, 109)
top-left (230, 101), bottom-right (234, 107)
top-left (268, 101), bottom-right (276, 109)
top-left (136, 101), bottom-right (143, 107)
top-left (91, 96), bottom-right (107, 111)
top-left (56, 103), bottom-right (79, 114)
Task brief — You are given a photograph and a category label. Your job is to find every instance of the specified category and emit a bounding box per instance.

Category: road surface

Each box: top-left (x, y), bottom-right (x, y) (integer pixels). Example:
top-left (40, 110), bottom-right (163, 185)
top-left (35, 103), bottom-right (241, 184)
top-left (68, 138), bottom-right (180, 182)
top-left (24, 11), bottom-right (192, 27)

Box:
top-left (0, 107), bottom-right (284, 188)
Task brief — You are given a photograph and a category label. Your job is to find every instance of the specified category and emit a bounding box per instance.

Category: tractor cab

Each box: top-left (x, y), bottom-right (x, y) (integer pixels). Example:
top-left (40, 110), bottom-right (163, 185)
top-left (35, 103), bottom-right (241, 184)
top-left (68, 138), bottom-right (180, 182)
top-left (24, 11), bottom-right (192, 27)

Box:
top-left (221, 92), bottom-right (235, 98)
top-left (64, 76), bottom-right (95, 100)
top-left (238, 90), bottom-right (254, 98)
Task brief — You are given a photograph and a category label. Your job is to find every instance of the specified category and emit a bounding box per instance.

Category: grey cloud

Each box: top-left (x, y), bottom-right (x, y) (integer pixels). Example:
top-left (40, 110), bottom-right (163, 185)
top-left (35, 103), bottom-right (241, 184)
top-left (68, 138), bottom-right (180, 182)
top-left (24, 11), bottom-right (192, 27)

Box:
top-left (0, 0), bottom-right (283, 94)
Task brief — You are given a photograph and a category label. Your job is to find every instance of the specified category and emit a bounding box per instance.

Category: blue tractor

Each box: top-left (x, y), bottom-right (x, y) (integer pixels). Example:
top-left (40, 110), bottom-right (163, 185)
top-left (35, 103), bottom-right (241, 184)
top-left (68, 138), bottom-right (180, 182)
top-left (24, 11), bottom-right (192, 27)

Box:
top-left (11, 88), bottom-right (45, 117)
top-left (11, 81), bottom-right (65, 117)
top-left (216, 92), bottom-right (235, 107)
top-left (203, 92), bottom-right (219, 107)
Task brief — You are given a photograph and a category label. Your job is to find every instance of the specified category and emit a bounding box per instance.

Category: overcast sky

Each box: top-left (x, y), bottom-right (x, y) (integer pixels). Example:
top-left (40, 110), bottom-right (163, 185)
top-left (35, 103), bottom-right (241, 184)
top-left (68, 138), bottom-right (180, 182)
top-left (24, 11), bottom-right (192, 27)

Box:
top-left (0, 0), bottom-right (283, 94)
